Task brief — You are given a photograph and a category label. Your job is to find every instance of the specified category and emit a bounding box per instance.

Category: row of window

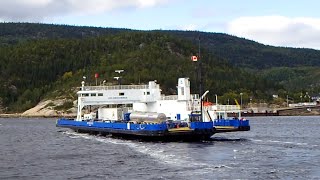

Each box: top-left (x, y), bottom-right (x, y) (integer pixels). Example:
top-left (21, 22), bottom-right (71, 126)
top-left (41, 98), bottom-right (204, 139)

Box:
top-left (81, 93), bottom-right (103, 97)
top-left (80, 91), bottom-right (151, 97)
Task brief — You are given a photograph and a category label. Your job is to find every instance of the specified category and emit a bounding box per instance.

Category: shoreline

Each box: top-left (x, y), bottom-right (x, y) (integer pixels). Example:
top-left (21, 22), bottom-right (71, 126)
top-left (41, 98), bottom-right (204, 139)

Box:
top-left (0, 113), bottom-right (76, 118)
top-left (1, 113), bottom-right (319, 118)
top-left (0, 114), bottom-right (22, 118)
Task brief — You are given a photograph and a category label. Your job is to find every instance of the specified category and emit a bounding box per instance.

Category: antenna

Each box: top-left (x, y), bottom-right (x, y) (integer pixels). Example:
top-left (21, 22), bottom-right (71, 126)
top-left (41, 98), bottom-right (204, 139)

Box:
top-left (114, 70), bottom-right (124, 85)
top-left (115, 70), bottom-right (124, 74)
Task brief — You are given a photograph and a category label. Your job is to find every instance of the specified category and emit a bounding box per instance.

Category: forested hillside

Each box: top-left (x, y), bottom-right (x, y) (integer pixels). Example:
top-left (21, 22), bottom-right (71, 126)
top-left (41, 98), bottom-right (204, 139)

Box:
top-left (167, 31), bottom-right (320, 92)
top-left (3, 23), bottom-right (320, 69)
top-left (167, 31), bottom-right (320, 69)
top-left (0, 22), bottom-right (128, 46)
top-left (0, 22), bottom-right (320, 112)
top-left (2, 23), bottom-right (320, 69)
top-left (0, 30), bottom-right (278, 112)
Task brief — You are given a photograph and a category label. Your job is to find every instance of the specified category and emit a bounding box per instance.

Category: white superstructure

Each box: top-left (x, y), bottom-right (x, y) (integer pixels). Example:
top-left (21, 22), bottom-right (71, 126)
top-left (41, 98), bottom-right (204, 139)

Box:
top-left (76, 78), bottom-right (241, 121)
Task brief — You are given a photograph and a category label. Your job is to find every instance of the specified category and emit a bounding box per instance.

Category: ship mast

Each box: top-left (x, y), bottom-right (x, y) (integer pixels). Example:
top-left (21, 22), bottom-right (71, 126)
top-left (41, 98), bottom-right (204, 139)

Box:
top-left (198, 36), bottom-right (203, 122)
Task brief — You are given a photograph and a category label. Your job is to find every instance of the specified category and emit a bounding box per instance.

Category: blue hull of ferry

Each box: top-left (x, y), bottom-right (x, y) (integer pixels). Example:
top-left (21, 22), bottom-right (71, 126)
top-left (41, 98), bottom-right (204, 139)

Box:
top-left (57, 118), bottom-right (250, 141)
top-left (56, 119), bottom-right (216, 141)
top-left (214, 119), bottom-right (250, 132)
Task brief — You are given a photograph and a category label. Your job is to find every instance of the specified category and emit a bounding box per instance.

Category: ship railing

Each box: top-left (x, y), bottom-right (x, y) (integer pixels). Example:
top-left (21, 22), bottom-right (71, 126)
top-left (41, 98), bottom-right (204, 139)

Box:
top-left (160, 94), bottom-right (200, 101)
top-left (214, 105), bottom-right (240, 111)
top-left (187, 106), bottom-right (200, 111)
top-left (191, 94), bottom-right (200, 100)
top-left (189, 105), bottom-right (240, 112)
top-left (81, 84), bottom-right (159, 91)
top-left (161, 95), bottom-right (178, 100)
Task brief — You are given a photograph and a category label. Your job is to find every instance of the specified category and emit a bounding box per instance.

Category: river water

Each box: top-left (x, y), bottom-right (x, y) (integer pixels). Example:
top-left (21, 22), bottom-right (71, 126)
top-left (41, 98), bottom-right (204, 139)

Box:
top-left (0, 116), bottom-right (319, 179)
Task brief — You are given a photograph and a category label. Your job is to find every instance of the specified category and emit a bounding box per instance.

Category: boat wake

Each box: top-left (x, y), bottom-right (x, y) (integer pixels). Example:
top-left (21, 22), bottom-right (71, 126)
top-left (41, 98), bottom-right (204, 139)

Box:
top-left (250, 139), bottom-right (318, 148)
top-left (61, 130), bottom-right (233, 173)
top-left (209, 137), bottom-right (248, 142)
top-left (126, 142), bottom-right (234, 174)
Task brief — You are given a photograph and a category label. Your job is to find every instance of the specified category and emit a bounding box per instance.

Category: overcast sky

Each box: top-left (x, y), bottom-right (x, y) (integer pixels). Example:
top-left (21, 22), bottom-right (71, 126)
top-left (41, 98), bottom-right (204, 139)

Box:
top-left (1, 0), bottom-right (320, 49)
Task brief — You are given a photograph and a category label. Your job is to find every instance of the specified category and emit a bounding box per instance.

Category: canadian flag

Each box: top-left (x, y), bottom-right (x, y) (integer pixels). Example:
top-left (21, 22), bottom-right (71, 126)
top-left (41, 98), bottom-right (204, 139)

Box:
top-left (191, 56), bottom-right (198, 62)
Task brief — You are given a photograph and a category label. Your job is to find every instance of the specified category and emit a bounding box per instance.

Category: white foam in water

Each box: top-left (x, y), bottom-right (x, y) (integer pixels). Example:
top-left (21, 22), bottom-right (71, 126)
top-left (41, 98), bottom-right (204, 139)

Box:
top-left (252, 139), bottom-right (263, 142)
top-left (117, 142), bottom-right (233, 173)
top-left (63, 131), bottom-right (181, 165)
top-left (268, 140), bottom-right (281, 143)
top-left (267, 139), bottom-right (310, 147)
top-left (251, 138), bottom-right (318, 147)
top-left (62, 131), bottom-right (231, 172)
top-left (66, 132), bottom-right (185, 166)
top-left (63, 131), bottom-right (94, 140)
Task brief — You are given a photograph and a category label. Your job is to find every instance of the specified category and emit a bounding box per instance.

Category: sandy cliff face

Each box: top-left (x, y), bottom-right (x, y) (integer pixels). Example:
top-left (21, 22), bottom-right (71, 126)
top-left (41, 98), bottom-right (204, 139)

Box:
top-left (21, 99), bottom-right (76, 117)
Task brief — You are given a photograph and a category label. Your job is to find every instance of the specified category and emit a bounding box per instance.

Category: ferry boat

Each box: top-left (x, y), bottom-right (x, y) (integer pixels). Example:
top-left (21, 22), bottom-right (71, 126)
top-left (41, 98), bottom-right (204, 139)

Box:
top-left (56, 77), bottom-right (250, 141)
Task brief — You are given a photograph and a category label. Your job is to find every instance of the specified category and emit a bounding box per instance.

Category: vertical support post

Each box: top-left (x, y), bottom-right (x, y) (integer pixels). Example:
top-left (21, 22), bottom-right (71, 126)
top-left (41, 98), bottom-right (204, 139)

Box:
top-left (240, 93), bottom-right (243, 118)
top-left (240, 93), bottom-right (243, 109)
top-left (95, 73), bottom-right (99, 86)
top-left (215, 94), bottom-right (218, 105)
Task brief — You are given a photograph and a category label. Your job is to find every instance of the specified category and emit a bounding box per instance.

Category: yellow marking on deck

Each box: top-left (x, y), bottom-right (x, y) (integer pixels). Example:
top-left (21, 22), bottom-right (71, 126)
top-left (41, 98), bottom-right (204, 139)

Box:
top-left (215, 126), bottom-right (235, 129)
top-left (168, 127), bottom-right (192, 132)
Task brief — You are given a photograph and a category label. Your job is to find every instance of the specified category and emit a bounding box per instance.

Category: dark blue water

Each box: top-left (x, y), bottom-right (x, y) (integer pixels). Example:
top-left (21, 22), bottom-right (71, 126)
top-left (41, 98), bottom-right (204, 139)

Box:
top-left (0, 116), bottom-right (319, 180)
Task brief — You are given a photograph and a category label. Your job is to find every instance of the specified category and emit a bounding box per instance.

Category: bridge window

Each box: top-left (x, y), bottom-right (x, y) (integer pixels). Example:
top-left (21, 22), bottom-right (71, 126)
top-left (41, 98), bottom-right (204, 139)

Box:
top-left (147, 92), bottom-right (150, 95)
top-left (98, 93), bottom-right (103, 96)
top-left (91, 93), bottom-right (96, 96)
top-left (119, 92), bottom-right (125, 96)
top-left (83, 93), bottom-right (89, 97)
